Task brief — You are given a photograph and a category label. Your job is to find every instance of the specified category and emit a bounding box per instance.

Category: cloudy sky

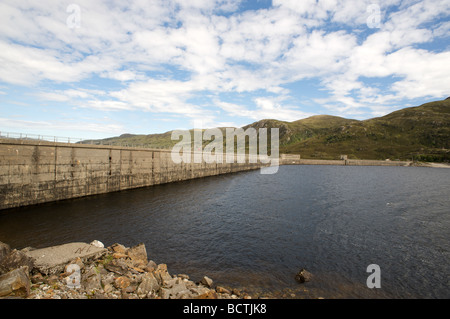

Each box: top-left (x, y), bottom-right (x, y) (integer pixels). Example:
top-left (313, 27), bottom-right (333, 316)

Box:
top-left (0, 0), bottom-right (449, 140)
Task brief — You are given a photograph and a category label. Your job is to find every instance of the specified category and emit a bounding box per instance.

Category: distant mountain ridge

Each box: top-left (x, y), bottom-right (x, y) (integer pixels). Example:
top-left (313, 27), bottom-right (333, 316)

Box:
top-left (84, 98), bottom-right (450, 162)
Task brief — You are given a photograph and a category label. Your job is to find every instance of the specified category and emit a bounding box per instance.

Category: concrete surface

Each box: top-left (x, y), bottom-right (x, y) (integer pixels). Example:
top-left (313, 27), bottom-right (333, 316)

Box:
top-left (24, 242), bottom-right (107, 275)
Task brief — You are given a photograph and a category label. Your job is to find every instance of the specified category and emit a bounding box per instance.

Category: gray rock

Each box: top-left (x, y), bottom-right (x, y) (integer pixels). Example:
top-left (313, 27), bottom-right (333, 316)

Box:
top-left (127, 243), bottom-right (148, 267)
top-left (154, 264), bottom-right (172, 285)
top-left (90, 240), bottom-right (104, 248)
top-left (111, 243), bottom-right (128, 254)
top-left (216, 286), bottom-right (231, 294)
top-left (104, 259), bottom-right (129, 275)
top-left (101, 272), bottom-right (116, 286)
top-left (295, 269), bottom-right (313, 283)
top-left (0, 249), bottom-right (34, 275)
top-left (137, 272), bottom-right (159, 296)
top-left (145, 260), bottom-right (157, 272)
top-left (0, 267), bottom-right (30, 297)
top-left (82, 265), bottom-right (102, 291)
top-left (200, 275), bottom-right (213, 287)
top-left (160, 278), bottom-right (189, 299)
top-left (0, 242), bottom-right (11, 263)
top-left (23, 242), bottom-right (106, 275)
top-left (189, 286), bottom-right (210, 297)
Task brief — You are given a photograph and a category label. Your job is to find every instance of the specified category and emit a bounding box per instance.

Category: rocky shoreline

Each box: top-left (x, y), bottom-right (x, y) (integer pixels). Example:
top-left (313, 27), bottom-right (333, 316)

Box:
top-left (0, 240), bottom-right (257, 300)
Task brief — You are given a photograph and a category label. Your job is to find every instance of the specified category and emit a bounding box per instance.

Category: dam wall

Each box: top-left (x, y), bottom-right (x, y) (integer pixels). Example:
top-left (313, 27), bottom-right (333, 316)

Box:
top-left (0, 138), bottom-right (266, 210)
top-left (280, 156), bottom-right (412, 167)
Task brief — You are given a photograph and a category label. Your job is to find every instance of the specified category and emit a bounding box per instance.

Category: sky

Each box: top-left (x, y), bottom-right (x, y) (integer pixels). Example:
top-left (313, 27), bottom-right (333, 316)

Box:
top-left (0, 0), bottom-right (449, 140)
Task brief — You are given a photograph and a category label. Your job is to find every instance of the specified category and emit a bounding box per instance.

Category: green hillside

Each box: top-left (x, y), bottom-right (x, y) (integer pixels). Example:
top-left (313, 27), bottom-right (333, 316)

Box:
top-left (82, 98), bottom-right (450, 162)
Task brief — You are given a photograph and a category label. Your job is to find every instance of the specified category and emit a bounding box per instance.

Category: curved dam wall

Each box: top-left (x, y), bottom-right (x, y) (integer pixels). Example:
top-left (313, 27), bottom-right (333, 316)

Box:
top-left (0, 139), bottom-right (266, 211)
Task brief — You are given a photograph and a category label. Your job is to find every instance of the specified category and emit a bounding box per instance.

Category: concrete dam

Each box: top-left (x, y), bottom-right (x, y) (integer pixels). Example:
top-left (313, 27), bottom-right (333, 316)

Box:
top-left (0, 139), bottom-right (413, 211)
top-left (0, 138), bottom-right (268, 210)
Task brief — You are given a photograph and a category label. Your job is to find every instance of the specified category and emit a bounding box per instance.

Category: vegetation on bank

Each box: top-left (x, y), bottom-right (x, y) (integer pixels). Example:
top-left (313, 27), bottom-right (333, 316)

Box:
top-left (82, 98), bottom-right (450, 162)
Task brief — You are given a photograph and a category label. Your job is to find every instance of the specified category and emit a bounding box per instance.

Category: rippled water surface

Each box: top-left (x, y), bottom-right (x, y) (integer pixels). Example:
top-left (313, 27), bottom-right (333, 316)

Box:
top-left (1, 165), bottom-right (449, 298)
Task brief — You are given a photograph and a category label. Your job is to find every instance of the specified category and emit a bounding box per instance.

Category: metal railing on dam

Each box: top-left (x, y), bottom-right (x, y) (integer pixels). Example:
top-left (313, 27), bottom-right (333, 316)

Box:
top-left (0, 131), bottom-right (164, 149)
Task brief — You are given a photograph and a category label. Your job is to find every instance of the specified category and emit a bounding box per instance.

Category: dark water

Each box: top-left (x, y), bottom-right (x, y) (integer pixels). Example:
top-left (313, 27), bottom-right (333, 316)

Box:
top-left (1, 165), bottom-right (449, 298)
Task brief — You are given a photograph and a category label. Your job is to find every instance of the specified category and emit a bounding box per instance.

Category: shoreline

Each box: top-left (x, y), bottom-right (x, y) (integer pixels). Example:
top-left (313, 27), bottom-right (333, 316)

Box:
top-left (281, 158), bottom-right (450, 168)
top-left (0, 240), bottom-right (314, 300)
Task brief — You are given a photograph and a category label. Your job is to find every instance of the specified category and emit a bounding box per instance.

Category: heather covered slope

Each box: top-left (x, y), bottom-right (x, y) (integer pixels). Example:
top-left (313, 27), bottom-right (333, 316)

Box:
top-left (84, 99), bottom-right (450, 162)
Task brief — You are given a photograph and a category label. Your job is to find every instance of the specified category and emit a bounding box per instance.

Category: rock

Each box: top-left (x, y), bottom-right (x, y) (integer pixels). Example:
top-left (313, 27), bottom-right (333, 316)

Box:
top-left (104, 259), bottom-right (129, 275)
top-left (216, 286), bottom-right (231, 294)
top-left (101, 272), bottom-right (116, 286)
top-left (65, 257), bottom-right (84, 271)
top-left (177, 274), bottom-right (190, 280)
top-left (23, 242), bottom-right (107, 275)
top-left (0, 241), bottom-right (256, 300)
top-left (82, 265), bottom-right (102, 291)
top-left (196, 290), bottom-right (218, 299)
top-left (112, 252), bottom-right (128, 259)
top-left (189, 286), bottom-right (210, 297)
top-left (295, 269), bottom-right (313, 283)
top-left (0, 242), bottom-right (11, 262)
top-left (90, 240), bottom-right (104, 248)
top-left (232, 288), bottom-right (242, 296)
top-left (111, 243), bottom-right (128, 254)
top-left (200, 276), bottom-right (213, 288)
top-left (114, 276), bottom-right (131, 290)
top-left (137, 272), bottom-right (159, 296)
top-left (127, 243), bottom-right (148, 267)
top-left (0, 249), bottom-right (34, 275)
top-left (0, 267), bottom-right (31, 297)
top-left (31, 272), bottom-right (45, 284)
top-left (154, 264), bottom-right (172, 285)
top-left (46, 274), bottom-right (60, 285)
top-left (103, 283), bottom-right (114, 293)
top-left (145, 260), bottom-right (157, 272)
top-left (160, 278), bottom-right (189, 299)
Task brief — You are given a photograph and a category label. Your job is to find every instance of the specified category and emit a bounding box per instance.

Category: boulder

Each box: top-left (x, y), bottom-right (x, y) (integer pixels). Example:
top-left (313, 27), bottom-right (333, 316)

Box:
top-left (111, 243), bottom-right (128, 254)
top-left (295, 269), bottom-right (313, 283)
top-left (127, 243), bottom-right (148, 267)
top-left (0, 267), bottom-right (31, 297)
top-left (145, 260), bottom-right (157, 272)
top-left (90, 240), bottom-right (104, 248)
top-left (216, 286), bottom-right (231, 294)
top-left (200, 276), bottom-right (213, 288)
top-left (154, 264), bottom-right (172, 285)
top-left (114, 276), bottom-right (131, 290)
top-left (104, 259), bottom-right (128, 275)
top-left (137, 272), bottom-right (159, 296)
top-left (160, 278), bottom-right (189, 299)
top-left (0, 249), bottom-right (34, 275)
top-left (82, 265), bottom-right (102, 291)
top-left (196, 290), bottom-right (218, 299)
top-left (0, 242), bottom-right (11, 262)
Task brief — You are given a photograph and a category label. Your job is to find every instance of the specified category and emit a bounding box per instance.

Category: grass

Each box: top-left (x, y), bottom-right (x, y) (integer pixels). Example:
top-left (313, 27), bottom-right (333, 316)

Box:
top-left (83, 98), bottom-right (450, 162)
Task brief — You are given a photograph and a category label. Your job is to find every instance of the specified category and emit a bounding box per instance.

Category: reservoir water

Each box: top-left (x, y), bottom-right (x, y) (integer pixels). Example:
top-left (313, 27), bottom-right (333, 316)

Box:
top-left (0, 165), bottom-right (449, 298)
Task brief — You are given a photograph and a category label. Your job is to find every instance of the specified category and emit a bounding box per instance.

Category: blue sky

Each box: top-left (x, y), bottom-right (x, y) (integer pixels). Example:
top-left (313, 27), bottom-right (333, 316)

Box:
top-left (0, 0), bottom-right (449, 140)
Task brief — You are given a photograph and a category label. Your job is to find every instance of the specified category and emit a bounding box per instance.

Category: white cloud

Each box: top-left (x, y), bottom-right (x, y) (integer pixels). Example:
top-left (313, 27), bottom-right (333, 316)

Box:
top-left (217, 97), bottom-right (314, 122)
top-left (0, 117), bottom-right (124, 135)
top-left (0, 0), bottom-right (449, 132)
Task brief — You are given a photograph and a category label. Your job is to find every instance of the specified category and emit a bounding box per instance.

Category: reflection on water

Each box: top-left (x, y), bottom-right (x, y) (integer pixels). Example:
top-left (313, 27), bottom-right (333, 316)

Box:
top-left (0, 165), bottom-right (449, 298)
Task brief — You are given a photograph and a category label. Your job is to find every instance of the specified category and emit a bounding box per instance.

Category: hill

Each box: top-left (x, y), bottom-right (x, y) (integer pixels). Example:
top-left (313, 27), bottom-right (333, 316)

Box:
top-left (82, 98), bottom-right (450, 162)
